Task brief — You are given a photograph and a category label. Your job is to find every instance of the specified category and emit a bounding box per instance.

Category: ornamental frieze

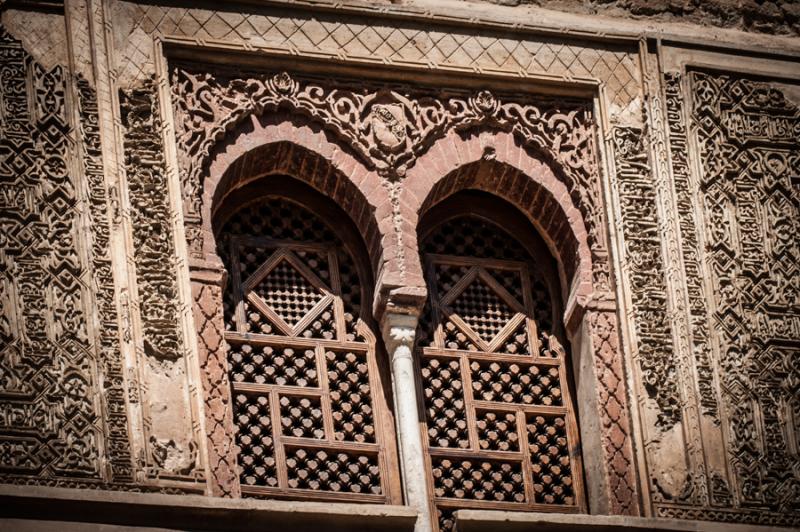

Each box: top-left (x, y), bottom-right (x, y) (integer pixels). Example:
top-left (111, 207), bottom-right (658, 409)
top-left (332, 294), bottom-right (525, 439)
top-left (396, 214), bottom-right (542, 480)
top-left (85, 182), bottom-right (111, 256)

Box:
top-left (170, 66), bottom-right (606, 264)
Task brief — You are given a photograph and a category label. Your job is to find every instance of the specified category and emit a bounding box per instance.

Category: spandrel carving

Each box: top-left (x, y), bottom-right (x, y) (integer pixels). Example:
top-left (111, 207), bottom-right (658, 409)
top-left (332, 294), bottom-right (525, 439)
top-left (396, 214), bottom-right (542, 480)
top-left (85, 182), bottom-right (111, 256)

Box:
top-left (169, 66), bottom-right (605, 262)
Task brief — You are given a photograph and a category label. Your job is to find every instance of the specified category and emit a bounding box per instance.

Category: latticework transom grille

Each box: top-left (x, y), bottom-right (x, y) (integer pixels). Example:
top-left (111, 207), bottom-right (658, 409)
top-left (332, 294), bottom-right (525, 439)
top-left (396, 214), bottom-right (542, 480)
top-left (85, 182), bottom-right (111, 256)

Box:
top-left (218, 196), bottom-right (393, 503)
top-left (254, 259), bottom-right (324, 327)
top-left (450, 276), bottom-right (515, 344)
top-left (417, 215), bottom-right (584, 531)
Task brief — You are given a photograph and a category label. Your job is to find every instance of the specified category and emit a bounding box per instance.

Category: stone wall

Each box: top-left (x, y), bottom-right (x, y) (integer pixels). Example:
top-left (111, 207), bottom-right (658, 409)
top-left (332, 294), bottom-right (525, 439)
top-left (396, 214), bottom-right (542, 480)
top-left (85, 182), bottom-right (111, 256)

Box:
top-left (467, 0), bottom-right (800, 36)
top-left (0, 0), bottom-right (798, 529)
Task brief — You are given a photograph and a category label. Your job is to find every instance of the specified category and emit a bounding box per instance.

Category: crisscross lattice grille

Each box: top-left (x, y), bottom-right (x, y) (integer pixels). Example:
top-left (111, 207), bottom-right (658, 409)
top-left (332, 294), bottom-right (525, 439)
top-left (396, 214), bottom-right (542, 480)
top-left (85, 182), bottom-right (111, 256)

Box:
top-left (417, 216), bottom-right (584, 531)
top-left (218, 196), bottom-right (394, 502)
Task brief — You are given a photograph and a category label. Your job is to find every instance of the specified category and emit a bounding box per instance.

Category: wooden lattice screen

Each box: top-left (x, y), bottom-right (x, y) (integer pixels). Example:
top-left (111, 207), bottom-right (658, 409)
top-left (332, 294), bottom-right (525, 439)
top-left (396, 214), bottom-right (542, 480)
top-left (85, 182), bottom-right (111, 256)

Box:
top-left (218, 196), bottom-right (397, 503)
top-left (416, 216), bottom-right (585, 531)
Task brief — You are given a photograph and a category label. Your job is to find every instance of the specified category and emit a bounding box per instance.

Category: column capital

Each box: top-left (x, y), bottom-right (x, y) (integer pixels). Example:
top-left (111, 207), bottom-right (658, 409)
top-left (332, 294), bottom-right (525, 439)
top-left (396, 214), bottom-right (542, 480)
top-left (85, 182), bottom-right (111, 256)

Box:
top-left (381, 312), bottom-right (419, 363)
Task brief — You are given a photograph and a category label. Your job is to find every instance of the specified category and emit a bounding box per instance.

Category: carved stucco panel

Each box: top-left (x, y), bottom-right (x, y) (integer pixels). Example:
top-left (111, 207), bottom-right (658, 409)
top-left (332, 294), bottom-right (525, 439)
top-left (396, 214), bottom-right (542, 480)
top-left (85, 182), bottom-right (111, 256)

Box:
top-left (169, 66), bottom-right (606, 295)
top-left (119, 79), bottom-right (204, 485)
top-left (109, 0), bottom-right (641, 118)
top-left (0, 25), bottom-right (133, 487)
top-left (651, 70), bottom-right (800, 526)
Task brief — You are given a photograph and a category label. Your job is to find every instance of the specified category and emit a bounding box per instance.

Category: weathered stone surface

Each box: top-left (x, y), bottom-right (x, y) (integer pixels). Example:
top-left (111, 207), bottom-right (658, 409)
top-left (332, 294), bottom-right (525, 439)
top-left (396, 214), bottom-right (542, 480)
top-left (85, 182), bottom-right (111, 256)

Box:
top-left (464, 0), bottom-right (800, 36)
top-left (0, 0), bottom-right (798, 530)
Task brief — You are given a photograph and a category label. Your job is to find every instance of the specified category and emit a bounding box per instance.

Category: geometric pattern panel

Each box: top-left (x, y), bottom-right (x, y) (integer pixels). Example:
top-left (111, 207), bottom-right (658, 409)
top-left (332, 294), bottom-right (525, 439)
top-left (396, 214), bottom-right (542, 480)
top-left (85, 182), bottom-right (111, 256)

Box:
top-left (252, 259), bottom-right (324, 327)
top-left (657, 70), bottom-right (800, 526)
top-left (417, 215), bottom-right (584, 531)
top-left (218, 196), bottom-right (393, 503)
top-left (0, 27), bottom-right (110, 485)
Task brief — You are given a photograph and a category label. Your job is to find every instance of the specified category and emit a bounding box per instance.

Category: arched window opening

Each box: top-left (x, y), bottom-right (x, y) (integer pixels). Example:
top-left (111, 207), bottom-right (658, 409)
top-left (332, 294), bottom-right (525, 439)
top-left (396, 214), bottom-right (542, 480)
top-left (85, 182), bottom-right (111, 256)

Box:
top-left (416, 192), bottom-right (586, 531)
top-left (215, 180), bottom-right (399, 503)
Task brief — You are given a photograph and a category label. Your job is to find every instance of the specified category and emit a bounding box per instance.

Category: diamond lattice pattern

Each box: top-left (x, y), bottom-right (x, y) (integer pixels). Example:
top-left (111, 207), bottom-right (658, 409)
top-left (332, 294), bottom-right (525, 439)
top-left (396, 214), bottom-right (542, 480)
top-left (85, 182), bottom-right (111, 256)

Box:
top-left (253, 259), bottom-right (323, 326)
top-left (450, 276), bottom-right (514, 344)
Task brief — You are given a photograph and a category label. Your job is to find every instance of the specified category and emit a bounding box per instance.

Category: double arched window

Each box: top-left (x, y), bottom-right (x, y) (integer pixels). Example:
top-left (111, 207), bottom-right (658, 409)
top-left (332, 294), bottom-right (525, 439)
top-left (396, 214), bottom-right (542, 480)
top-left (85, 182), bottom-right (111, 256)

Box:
top-left (212, 179), bottom-right (583, 531)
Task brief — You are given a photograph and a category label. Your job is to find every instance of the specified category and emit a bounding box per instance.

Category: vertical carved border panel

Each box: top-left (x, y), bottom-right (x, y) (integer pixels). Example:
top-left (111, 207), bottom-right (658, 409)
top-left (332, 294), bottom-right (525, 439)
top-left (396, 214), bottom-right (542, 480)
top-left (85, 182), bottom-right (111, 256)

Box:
top-left (119, 79), bottom-right (204, 486)
top-left (610, 125), bottom-right (683, 508)
top-left (76, 75), bottom-right (135, 483)
top-left (0, 25), bottom-right (105, 485)
top-left (585, 307), bottom-right (639, 516)
top-left (190, 265), bottom-right (239, 497)
top-left (648, 69), bottom-right (800, 526)
top-left (662, 72), bottom-right (730, 508)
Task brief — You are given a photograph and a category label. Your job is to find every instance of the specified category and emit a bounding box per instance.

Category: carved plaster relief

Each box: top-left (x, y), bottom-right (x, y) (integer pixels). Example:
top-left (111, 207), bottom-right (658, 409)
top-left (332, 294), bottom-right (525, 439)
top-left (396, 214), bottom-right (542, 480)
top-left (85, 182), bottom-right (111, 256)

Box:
top-left (119, 79), bottom-right (203, 484)
top-left (0, 26), bottom-right (130, 487)
top-left (110, 0), bottom-right (641, 118)
top-left (652, 70), bottom-right (800, 526)
top-left (169, 66), bottom-right (604, 279)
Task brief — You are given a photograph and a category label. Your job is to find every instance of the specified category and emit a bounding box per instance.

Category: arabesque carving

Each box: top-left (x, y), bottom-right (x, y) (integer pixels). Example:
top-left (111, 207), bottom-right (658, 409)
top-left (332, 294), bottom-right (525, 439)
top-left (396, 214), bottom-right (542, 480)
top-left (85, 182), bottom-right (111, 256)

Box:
top-left (120, 79), bottom-right (202, 483)
top-left (76, 75), bottom-right (134, 483)
top-left (613, 126), bottom-right (680, 430)
top-left (169, 66), bottom-right (605, 262)
top-left (653, 70), bottom-right (800, 525)
top-left (0, 26), bottom-right (104, 483)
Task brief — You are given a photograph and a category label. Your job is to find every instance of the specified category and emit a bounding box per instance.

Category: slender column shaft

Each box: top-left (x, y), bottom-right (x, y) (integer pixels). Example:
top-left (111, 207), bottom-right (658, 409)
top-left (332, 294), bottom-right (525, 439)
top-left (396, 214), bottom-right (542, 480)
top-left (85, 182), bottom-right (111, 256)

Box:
top-left (383, 313), bottom-right (434, 532)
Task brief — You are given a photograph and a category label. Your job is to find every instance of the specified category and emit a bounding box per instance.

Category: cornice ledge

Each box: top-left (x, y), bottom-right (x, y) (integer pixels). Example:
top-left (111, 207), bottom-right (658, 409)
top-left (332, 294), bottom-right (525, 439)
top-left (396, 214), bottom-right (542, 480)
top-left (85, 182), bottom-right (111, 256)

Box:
top-left (228, 0), bottom-right (800, 59)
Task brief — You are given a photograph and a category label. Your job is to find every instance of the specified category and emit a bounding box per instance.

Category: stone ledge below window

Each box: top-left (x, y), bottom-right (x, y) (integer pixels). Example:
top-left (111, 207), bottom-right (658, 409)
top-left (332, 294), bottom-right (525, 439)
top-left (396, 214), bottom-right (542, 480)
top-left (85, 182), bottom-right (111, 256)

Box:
top-left (454, 509), bottom-right (790, 532)
top-left (0, 484), bottom-right (417, 532)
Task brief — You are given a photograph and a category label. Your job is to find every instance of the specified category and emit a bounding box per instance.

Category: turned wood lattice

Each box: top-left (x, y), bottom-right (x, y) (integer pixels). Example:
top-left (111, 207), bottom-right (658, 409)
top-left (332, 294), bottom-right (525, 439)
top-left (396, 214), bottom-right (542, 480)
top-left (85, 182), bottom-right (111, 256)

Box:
top-left (417, 216), bottom-right (585, 531)
top-left (218, 197), bottom-right (395, 502)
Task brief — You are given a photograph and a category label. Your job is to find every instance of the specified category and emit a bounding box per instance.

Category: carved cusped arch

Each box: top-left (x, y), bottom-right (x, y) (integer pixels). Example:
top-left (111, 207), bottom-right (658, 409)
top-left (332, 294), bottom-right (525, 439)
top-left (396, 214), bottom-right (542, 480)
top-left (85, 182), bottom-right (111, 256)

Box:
top-left (186, 118), bottom-right (396, 498)
top-left (197, 115), bottom-right (386, 280)
top-left (403, 131), bottom-right (640, 517)
top-left (401, 130), bottom-right (594, 325)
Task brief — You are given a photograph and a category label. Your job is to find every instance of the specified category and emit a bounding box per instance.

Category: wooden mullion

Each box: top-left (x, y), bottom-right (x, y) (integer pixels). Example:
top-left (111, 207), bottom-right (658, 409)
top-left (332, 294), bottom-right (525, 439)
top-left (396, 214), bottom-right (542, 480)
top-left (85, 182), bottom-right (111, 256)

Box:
top-left (282, 248), bottom-right (334, 295)
top-left (317, 344), bottom-right (335, 443)
top-left (520, 263), bottom-right (542, 358)
top-left (427, 447), bottom-right (523, 461)
top-left (478, 267), bottom-right (526, 314)
top-left (236, 236), bottom-right (333, 255)
top-left (327, 250), bottom-right (347, 342)
top-left (486, 311), bottom-right (526, 353)
top-left (230, 237), bottom-right (247, 332)
top-left (425, 256), bottom-right (446, 349)
top-left (439, 266), bottom-right (479, 307)
top-left (421, 346), bottom-right (562, 366)
top-left (472, 401), bottom-right (569, 416)
top-left (247, 292), bottom-right (293, 336)
top-left (518, 409), bottom-right (536, 505)
top-left (460, 352), bottom-right (479, 451)
top-left (241, 485), bottom-right (386, 504)
top-left (290, 293), bottom-right (334, 336)
top-left (269, 389), bottom-right (289, 490)
top-left (446, 311), bottom-right (491, 352)
top-left (241, 248), bottom-right (286, 292)
top-left (280, 437), bottom-right (380, 453)
top-left (232, 382), bottom-right (324, 395)
top-left (224, 331), bottom-right (369, 352)
top-left (425, 254), bottom-right (528, 272)
top-left (556, 350), bottom-right (587, 512)
top-left (433, 497), bottom-right (581, 513)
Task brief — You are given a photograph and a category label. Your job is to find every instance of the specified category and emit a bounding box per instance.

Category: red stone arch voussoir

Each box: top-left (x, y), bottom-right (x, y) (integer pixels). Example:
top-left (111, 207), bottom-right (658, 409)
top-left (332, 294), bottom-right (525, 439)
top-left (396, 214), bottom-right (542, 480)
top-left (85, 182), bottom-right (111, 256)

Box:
top-left (189, 113), bottom-right (390, 498)
top-left (400, 129), bottom-right (593, 320)
top-left (399, 128), bottom-right (641, 517)
top-left (201, 112), bottom-right (387, 277)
